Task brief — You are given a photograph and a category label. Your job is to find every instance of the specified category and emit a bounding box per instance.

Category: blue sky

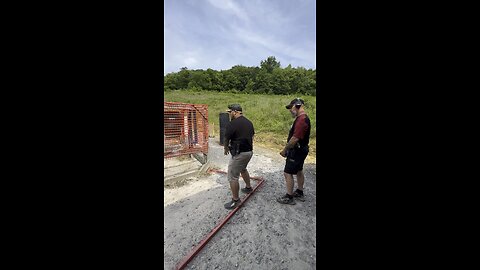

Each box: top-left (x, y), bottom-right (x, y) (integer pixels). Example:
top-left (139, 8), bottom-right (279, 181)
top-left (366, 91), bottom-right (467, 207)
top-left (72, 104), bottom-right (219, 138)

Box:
top-left (164, 0), bottom-right (316, 75)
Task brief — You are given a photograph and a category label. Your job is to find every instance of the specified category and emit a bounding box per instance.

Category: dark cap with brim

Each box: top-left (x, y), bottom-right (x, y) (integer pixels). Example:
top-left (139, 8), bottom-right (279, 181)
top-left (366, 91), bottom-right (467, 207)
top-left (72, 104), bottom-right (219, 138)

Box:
top-left (286, 98), bottom-right (305, 109)
top-left (227, 104), bottom-right (242, 112)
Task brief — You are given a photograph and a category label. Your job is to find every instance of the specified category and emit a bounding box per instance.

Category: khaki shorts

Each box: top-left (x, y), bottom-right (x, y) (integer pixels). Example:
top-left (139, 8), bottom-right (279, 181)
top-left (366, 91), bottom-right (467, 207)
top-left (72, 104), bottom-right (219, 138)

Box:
top-left (227, 151), bottom-right (253, 182)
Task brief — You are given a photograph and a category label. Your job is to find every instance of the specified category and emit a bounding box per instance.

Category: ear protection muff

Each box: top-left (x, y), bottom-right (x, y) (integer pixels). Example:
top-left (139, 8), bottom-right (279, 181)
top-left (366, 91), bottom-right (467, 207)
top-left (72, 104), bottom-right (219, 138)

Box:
top-left (294, 98), bottom-right (302, 109)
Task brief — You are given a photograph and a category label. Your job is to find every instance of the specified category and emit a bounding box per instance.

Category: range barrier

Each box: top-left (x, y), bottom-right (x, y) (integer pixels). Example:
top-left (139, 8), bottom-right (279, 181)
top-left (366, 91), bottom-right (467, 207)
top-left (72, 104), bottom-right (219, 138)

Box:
top-left (164, 102), bottom-right (209, 159)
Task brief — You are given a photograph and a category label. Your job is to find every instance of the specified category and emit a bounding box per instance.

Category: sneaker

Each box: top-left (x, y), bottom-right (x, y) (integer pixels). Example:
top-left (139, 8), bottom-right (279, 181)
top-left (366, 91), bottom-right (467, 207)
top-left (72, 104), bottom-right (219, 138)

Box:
top-left (224, 198), bottom-right (241, 210)
top-left (293, 190), bottom-right (305, 202)
top-left (276, 194), bottom-right (296, 205)
top-left (241, 187), bottom-right (253, 194)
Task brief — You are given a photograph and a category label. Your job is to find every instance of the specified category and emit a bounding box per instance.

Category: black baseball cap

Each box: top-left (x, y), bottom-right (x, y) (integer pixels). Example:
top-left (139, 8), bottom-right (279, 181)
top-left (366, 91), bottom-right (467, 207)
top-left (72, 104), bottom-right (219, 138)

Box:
top-left (226, 104), bottom-right (242, 112)
top-left (285, 98), bottom-right (305, 109)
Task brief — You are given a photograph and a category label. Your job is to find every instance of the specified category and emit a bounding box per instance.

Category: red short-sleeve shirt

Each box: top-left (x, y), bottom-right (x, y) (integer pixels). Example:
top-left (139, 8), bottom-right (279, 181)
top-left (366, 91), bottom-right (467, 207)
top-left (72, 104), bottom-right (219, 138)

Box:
top-left (293, 114), bottom-right (309, 139)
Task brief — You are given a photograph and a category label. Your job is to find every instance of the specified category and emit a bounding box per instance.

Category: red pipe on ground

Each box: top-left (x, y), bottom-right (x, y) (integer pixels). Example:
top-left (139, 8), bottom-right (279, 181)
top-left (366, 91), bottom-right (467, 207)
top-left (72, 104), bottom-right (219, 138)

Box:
top-left (174, 170), bottom-right (264, 270)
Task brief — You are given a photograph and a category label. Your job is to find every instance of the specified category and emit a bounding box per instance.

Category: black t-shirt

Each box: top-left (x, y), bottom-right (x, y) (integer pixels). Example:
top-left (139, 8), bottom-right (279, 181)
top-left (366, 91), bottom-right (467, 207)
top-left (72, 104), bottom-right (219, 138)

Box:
top-left (225, 115), bottom-right (255, 152)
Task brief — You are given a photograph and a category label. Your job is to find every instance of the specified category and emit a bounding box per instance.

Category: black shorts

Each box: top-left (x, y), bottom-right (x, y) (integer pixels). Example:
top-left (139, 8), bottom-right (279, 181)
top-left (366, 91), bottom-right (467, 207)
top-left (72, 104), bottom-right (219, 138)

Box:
top-left (284, 149), bottom-right (308, 175)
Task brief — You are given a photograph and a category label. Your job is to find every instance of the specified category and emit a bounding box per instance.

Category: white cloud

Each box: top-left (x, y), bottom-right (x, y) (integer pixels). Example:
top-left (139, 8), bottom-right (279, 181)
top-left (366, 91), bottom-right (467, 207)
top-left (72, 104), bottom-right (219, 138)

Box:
top-left (232, 26), bottom-right (314, 66)
top-left (184, 57), bottom-right (198, 67)
top-left (206, 0), bottom-right (250, 22)
top-left (164, 0), bottom-right (316, 74)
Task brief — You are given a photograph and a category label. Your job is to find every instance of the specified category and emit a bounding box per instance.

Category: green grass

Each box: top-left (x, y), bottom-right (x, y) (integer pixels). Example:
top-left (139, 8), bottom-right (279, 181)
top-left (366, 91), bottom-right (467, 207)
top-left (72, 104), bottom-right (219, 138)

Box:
top-left (164, 89), bottom-right (316, 161)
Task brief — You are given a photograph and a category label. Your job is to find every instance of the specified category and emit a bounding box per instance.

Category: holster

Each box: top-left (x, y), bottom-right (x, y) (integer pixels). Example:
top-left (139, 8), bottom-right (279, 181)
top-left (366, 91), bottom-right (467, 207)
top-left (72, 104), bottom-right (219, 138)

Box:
top-left (229, 143), bottom-right (241, 157)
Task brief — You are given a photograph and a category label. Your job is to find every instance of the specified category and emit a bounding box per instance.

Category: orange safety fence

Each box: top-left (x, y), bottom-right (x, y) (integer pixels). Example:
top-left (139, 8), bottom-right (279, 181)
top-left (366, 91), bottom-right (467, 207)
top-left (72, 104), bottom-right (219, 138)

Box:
top-left (164, 101), bottom-right (209, 159)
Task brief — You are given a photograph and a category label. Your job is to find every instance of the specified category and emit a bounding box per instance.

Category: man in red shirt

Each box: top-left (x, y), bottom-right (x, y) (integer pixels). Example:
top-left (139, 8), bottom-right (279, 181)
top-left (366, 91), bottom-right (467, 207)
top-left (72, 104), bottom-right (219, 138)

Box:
top-left (278, 98), bottom-right (311, 205)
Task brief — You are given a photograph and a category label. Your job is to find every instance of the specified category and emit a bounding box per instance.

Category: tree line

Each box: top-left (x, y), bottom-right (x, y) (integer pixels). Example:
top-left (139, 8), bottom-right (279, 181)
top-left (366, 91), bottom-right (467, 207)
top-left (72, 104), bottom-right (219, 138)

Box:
top-left (164, 56), bottom-right (316, 96)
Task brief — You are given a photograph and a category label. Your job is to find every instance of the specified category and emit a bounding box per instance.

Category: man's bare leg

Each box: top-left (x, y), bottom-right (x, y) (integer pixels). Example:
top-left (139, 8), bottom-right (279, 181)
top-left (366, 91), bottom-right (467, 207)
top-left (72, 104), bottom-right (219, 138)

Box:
top-left (284, 172), bottom-right (294, 195)
top-left (241, 169), bottom-right (251, 188)
top-left (230, 180), bottom-right (240, 200)
top-left (296, 170), bottom-right (304, 191)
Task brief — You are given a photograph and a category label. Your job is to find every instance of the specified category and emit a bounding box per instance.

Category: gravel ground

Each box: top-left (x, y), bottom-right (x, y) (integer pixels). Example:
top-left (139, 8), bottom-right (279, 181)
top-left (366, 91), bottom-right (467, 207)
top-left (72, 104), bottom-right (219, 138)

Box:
top-left (164, 139), bottom-right (316, 270)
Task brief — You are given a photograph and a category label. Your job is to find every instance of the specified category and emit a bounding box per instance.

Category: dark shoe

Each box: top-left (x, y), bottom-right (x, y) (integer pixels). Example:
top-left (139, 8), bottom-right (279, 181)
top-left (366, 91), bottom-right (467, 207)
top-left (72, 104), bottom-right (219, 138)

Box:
top-left (293, 189), bottom-right (305, 202)
top-left (224, 198), bottom-right (241, 209)
top-left (241, 187), bottom-right (253, 194)
top-left (276, 194), bottom-right (296, 205)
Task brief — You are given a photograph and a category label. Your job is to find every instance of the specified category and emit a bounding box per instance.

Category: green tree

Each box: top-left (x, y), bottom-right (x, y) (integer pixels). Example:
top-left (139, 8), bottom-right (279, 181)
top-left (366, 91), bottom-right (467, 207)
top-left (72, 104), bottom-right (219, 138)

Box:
top-left (188, 70), bottom-right (211, 90)
top-left (222, 70), bottom-right (241, 91)
top-left (260, 56), bottom-right (281, 73)
top-left (253, 69), bottom-right (272, 93)
top-left (244, 79), bottom-right (255, 93)
top-left (206, 68), bottom-right (222, 91)
top-left (230, 65), bottom-right (252, 91)
top-left (164, 72), bottom-right (178, 90)
top-left (271, 68), bottom-right (290, 95)
top-left (177, 67), bottom-right (191, 89)
top-left (163, 58), bottom-right (316, 95)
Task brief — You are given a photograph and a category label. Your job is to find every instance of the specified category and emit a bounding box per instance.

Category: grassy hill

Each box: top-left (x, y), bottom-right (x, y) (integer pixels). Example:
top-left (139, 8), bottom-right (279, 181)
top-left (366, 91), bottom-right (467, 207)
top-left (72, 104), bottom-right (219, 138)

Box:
top-left (164, 89), bottom-right (316, 163)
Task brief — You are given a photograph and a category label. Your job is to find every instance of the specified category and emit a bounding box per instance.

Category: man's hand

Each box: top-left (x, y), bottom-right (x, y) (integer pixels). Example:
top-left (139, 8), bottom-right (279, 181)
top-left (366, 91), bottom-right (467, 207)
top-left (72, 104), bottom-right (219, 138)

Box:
top-left (281, 137), bottom-right (298, 157)
top-left (224, 147), bottom-right (230, 155)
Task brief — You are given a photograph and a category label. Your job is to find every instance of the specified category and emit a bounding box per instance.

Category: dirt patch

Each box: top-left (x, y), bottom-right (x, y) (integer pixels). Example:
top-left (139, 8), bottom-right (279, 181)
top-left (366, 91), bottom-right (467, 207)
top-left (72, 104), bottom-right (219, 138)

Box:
top-left (164, 174), bottom-right (222, 207)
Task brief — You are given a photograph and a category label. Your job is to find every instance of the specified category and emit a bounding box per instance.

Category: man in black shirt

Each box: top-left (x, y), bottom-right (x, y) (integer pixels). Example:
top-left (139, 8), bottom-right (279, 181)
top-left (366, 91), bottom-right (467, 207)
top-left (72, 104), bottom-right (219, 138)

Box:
top-left (223, 104), bottom-right (255, 210)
